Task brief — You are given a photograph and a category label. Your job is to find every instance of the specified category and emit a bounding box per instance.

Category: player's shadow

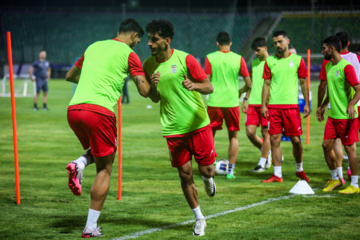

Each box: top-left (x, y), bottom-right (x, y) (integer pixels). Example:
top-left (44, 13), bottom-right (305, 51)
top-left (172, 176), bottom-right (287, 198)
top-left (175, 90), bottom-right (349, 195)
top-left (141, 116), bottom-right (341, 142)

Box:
top-left (50, 214), bottom-right (177, 235)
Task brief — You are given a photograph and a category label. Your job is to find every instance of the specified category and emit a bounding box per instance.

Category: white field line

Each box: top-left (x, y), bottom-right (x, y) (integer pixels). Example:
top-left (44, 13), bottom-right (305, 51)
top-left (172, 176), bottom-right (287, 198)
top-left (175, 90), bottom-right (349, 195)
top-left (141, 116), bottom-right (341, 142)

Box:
top-left (113, 195), bottom-right (296, 240)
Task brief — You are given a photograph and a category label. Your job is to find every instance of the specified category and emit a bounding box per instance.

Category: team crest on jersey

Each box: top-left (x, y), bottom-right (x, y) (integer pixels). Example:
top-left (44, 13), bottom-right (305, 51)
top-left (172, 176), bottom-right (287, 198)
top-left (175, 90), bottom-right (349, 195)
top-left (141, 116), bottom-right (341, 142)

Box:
top-left (336, 71), bottom-right (339, 77)
top-left (289, 62), bottom-right (294, 68)
top-left (171, 65), bottom-right (177, 73)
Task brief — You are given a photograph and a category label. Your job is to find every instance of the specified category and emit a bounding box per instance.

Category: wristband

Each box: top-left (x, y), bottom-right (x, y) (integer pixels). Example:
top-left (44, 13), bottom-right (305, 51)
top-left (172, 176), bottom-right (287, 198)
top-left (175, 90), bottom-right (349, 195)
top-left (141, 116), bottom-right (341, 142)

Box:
top-left (243, 97), bottom-right (248, 101)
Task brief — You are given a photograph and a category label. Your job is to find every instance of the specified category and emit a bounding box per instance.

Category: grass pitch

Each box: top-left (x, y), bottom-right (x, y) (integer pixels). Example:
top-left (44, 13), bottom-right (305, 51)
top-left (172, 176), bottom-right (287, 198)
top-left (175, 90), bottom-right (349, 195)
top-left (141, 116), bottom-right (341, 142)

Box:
top-left (0, 79), bottom-right (360, 240)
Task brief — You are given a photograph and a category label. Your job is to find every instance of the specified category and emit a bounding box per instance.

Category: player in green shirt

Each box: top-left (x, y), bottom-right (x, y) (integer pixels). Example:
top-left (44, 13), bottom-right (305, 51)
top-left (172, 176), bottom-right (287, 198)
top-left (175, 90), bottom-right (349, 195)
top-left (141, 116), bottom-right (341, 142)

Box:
top-left (143, 20), bottom-right (216, 237)
top-left (65, 18), bottom-right (150, 237)
top-left (205, 31), bottom-right (252, 179)
top-left (317, 36), bottom-right (360, 194)
top-left (242, 37), bottom-right (272, 173)
top-left (261, 31), bottom-right (311, 183)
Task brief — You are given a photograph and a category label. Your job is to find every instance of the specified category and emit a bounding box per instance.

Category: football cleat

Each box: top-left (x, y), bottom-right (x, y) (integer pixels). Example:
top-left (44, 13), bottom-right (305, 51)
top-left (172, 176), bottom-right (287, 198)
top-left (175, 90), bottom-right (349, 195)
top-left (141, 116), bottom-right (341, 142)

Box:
top-left (66, 162), bottom-right (84, 196)
top-left (339, 185), bottom-right (360, 194)
top-left (322, 179), bottom-right (341, 192)
top-left (252, 165), bottom-right (265, 173)
top-left (226, 173), bottom-right (236, 179)
top-left (296, 171), bottom-right (310, 182)
top-left (82, 227), bottom-right (103, 238)
top-left (262, 175), bottom-right (283, 183)
top-left (202, 176), bottom-right (216, 197)
top-left (193, 218), bottom-right (206, 236)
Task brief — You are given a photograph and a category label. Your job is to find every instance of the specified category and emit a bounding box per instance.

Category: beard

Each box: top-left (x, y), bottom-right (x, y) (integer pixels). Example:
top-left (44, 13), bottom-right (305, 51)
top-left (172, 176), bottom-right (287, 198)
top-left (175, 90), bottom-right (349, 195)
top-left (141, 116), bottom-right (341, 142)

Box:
top-left (324, 54), bottom-right (332, 60)
top-left (150, 44), bottom-right (168, 56)
top-left (277, 47), bottom-right (285, 54)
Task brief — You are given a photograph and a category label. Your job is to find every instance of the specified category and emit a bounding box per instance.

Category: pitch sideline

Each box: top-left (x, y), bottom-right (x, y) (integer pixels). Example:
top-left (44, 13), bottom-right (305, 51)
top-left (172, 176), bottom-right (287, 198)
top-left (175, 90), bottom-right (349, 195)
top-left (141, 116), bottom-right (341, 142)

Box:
top-left (112, 195), bottom-right (296, 240)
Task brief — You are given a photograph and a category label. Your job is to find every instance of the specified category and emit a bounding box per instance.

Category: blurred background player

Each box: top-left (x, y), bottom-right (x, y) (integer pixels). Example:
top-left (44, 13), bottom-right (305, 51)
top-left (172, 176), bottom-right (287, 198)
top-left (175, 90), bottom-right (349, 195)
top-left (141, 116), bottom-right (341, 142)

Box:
top-left (261, 30), bottom-right (311, 183)
top-left (317, 36), bottom-right (360, 194)
top-left (204, 31), bottom-right (251, 179)
top-left (121, 76), bottom-right (130, 104)
top-left (143, 20), bottom-right (216, 237)
top-left (242, 37), bottom-right (271, 172)
top-left (318, 32), bottom-right (360, 185)
top-left (29, 50), bottom-right (51, 110)
top-left (65, 18), bottom-right (150, 238)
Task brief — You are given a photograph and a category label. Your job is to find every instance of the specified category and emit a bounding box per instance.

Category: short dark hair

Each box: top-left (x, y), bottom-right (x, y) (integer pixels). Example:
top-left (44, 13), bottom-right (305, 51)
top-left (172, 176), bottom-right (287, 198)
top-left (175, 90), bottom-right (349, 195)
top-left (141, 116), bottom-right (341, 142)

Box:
top-left (251, 37), bottom-right (267, 49)
top-left (323, 36), bottom-right (342, 53)
top-left (273, 30), bottom-right (288, 38)
top-left (335, 32), bottom-right (348, 49)
top-left (146, 20), bottom-right (174, 39)
top-left (216, 31), bottom-right (231, 46)
top-left (119, 18), bottom-right (144, 38)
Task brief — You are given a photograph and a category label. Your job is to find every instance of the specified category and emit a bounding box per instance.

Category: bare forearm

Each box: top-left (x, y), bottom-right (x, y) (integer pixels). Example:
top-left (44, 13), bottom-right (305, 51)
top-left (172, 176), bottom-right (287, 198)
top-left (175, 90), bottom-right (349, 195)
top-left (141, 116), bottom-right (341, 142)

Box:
top-left (133, 75), bottom-right (150, 98)
top-left (65, 65), bottom-right (81, 84)
top-left (194, 78), bottom-right (213, 94)
top-left (317, 85), bottom-right (326, 108)
top-left (300, 78), bottom-right (310, 106)
top-left (148, 86), bottom-right (160, 103)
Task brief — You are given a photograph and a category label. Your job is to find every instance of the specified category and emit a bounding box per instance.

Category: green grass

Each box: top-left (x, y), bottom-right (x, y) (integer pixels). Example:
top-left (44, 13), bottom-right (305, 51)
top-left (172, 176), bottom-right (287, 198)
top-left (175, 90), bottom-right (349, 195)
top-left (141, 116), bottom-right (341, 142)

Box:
top-left (1, 80), bottom-right (360, 240)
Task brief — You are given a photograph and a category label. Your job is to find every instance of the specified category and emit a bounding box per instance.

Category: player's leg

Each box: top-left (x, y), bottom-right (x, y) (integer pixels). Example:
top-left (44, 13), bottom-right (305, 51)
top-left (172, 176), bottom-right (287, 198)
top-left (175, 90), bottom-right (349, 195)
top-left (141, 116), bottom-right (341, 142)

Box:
top-left (246, 125), bottom-right (262, 149)
top-left (290, 135), bottom-right (309, 182)
top-left (339, 119), bottom-right (359, 194)
top-left (223, 107), bottom-right (240, 178)
top-left (42, 81), bottom-right (48, 110)
top-left (262, 108), bottom-right (283, 182)
top-left (340, 143), bottom-right (359, 194)
top-left (82, 152), bottom-right (115, 238)
top-left (177, 161), bottom-right (208, 236)
top-left (332, 138), bottom-right (344, 178)
top-left (261, 126), bottom-right (272, 169)
top-left (34, 82), bottom-right (40, 110)
top-left (226, 130), bottom-right (238, 178)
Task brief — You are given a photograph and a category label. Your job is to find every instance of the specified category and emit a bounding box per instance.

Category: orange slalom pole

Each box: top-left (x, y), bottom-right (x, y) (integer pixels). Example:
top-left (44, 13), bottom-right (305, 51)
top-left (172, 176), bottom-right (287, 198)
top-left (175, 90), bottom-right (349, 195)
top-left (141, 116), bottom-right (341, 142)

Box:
top-left (118, 97), bottom-right (122, 200)
top-left (306, 49), bottom-right (311, 145)
top-left (7, 32), bottom-right (20, 205)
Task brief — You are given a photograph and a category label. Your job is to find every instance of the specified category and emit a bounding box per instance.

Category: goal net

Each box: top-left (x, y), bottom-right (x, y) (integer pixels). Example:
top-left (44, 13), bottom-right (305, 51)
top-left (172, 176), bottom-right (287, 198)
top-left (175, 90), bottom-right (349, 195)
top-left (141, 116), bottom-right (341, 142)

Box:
top-left (1, 74), bottom-right (36, 97)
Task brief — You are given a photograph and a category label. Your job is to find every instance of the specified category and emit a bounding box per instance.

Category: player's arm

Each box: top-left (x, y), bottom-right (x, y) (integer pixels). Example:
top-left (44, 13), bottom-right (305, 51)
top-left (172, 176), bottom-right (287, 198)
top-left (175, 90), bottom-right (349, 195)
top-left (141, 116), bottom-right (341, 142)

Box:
top-left (145, 71), bottom-right (161, 103)
top-left (238, 57), bottom-right (252, 96)
top-left (183, 55), bottom-right (214, 94)
top-left (261, 79), bottom-right (270, 118)
top-left (47, 66), bottom-right (51, 80)
top-left (66, 65), bottom-right (81, 84)
top-left (204, 57), bottom-right (212, 80)
top-left (242, 89), bottom-right (251, 113)
top-left (183, 75), bottom-right (213, 94)
top-left (317, 88), bottom-right (329, 122)
top-left (29, 66), bottom-right (34, 81)
top-left (298, 58), bottom-right (310, 118)
top-left (299, 77), bottom-right (310, 118)
top-left (128, 52), bottom-right (150, 98)
top-left (131, 75), bottom-right (150, 98)
top-left (345, 64), bottom-right (360, 119)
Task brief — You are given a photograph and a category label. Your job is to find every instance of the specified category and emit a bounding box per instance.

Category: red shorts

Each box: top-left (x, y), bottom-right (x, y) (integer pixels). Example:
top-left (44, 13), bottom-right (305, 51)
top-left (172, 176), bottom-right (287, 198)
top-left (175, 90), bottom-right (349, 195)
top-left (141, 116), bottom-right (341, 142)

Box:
top-left (207, 106), bottom-right (240, 131)
top-left (268, 107), bottom-right (302, 136)
top-left (358, 106), bottom-right (360, 131)
top-left (245, 105), bottom-right (268, 127)
top-left (324, 117), bottom-right (358, 145)
top-left (166, 126), bottom-right (216, 168)
top-left (67, 105), bottom-right (117, 157)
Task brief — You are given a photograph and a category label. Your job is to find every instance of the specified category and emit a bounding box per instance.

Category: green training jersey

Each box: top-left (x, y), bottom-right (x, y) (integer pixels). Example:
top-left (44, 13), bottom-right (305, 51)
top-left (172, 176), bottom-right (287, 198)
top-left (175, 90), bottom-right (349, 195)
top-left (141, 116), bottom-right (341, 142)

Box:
top-left (143, 49), bottom-right (210, 136)
top-left (70, 39), bottom-right (133, 112)
top-left (265, 54), bottom-right (303, 105)
top-left (206, 51), bottom-right (241, 107)
top-left (249, 58), bottom-right (266, 105)
top-left (326, 59), bottom-right (358, 119)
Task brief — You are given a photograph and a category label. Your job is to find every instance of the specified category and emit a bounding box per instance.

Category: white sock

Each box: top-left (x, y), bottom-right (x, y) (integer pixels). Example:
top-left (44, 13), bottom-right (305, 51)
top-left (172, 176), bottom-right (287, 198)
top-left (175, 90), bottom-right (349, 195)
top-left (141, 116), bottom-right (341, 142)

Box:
top-left (274, 166), bottom-right (282, 178)
top-left (258, 158), bottom-right (267, 168)
top-left (296, 162), bottom-right (303, 172)
top-left (337, 167), bottom-right (343, 179)
top-left (192, 206), bottom-right (204, 220)
top-left (330, 169), bottom-right (339, 180)
top-left (85, 209), bottom-right (101, 231)
top-left (351, 175), bottom-right (359, 188)
top-left (228, 164), bottom-right (235, 174)
top-left (74, 155), bottom-right (87, 171)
